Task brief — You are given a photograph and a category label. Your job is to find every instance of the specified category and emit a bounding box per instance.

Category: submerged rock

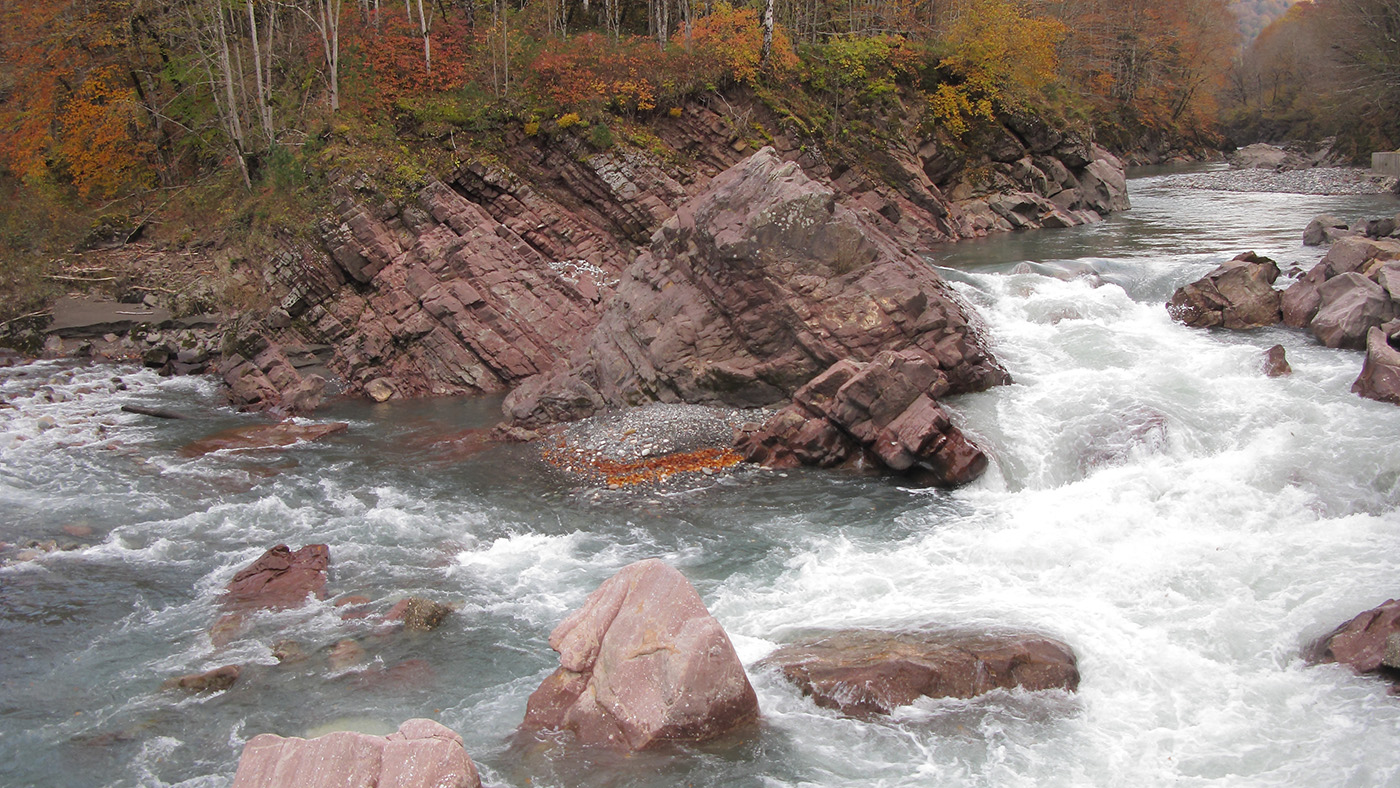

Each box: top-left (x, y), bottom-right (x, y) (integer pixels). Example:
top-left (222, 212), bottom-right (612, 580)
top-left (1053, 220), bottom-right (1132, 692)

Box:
top-left (762, 629), bottom-right (1080, 716)
top-left (231, 718), bottom-right (480, 788)
top-left (522, 559), bottom-right (757, 750)
top-left (161, 665), bottom-right (241, 693)
top-left (1166, 252), bottom-right (1282, 330)
top-left (385, 597), bottom-right (453, 632)
top-left (178, 422), bottom-right (348, 457)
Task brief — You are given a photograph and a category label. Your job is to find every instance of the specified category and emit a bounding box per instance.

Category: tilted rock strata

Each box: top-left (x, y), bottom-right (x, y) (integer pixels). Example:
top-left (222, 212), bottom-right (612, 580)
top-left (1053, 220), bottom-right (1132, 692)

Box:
top-left (763, 629), bottom-right (1080, 716)
top-left (522, 559), bottom-right (758, 750)
top-left (504, 147), bottom-right (1010, 433)
top-left (735, 350), bottom-right (989, 487)
top-left (231, 718), bottom-right (480, 788)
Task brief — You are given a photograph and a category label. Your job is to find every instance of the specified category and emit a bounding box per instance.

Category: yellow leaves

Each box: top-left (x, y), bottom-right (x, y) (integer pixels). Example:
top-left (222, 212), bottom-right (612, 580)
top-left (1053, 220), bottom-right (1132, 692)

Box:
top-left (55, 67), bottom-right (153, 198)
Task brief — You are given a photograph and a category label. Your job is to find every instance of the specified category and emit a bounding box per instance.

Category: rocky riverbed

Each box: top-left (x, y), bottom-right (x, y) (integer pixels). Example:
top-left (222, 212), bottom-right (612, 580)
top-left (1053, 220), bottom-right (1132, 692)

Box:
top-left (1173, 167), bottom-right (1398, 195)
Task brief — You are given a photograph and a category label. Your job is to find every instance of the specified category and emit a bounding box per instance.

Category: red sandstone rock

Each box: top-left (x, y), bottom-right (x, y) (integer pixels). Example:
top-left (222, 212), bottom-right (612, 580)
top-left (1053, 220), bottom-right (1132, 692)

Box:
top-left (1353, 322), bottom-right (1400, 404)
top-left (178, 422), bottom-right (348, 457)
top-left (1264, 344), bottom-right (1292, 377)
top-left (218, 333), bottom-right (326, 416)
top-left (1310, 273), bottom-right (1397, 349)
top-left (1307, 599), bottom-right (1400, 675)
top-left (230, 718), bottom-right (480, 788)
top-left (221, 544), bottom-right (330, 613)
top-left (521, 559), bottom-right (758, 750)
top-left (737, 351), bottom-right (990, 486)
top-left (763, 629), bottom-right (1080, 716)
top-left (1166, 252), bottom-right (1283, 330)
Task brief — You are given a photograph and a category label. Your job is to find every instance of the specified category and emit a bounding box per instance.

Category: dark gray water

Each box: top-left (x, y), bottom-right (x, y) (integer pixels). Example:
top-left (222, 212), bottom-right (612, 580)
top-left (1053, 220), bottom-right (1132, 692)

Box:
top-left (2, 168), bottom-right (1399, 787)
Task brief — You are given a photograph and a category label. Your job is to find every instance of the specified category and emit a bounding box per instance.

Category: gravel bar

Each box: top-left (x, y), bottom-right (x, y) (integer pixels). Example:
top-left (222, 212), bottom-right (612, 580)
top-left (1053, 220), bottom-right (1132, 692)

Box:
top-left (1170, 167), bottom-right (1398, 195)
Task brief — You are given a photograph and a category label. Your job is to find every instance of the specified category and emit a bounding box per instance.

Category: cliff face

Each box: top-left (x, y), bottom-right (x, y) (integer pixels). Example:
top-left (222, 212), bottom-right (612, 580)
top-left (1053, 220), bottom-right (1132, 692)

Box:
top-left (238, 94), bottom-right (1128, 412)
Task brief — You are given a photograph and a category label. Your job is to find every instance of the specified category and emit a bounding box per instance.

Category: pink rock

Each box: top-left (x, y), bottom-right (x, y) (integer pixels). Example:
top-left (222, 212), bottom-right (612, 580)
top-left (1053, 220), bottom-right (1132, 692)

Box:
top-left (1352, 323), bottom-right (1400, 405)
top-left (522, 559), bottom-right (758, 750)
top-left (1308, 599), bottom-right (1400, 675)
top-left (221, 544), bottom-right (330, 612)
top-left (1166, 252), bottom-right (1282, 330)
top-left (764, 629), bottom-right (1079, 716)
top-left (230, 718), bottom-right (479, 788)
top-left (178, 422), bottom-right (348, 457)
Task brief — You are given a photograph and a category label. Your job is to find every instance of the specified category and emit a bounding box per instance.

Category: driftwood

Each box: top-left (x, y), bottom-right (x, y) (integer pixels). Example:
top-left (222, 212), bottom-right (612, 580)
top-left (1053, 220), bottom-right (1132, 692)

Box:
top-left (121, 404), bottom-right (187, 420)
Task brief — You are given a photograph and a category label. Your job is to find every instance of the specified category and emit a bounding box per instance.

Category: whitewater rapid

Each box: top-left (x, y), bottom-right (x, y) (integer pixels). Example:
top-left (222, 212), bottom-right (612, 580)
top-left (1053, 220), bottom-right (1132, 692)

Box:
top-left (1, 168), bottom-right (1398, 787)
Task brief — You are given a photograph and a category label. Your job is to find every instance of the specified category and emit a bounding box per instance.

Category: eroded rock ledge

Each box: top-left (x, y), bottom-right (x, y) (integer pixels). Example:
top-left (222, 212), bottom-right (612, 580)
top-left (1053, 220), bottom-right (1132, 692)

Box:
top-left (502, 147), bottom-right (1009, 484)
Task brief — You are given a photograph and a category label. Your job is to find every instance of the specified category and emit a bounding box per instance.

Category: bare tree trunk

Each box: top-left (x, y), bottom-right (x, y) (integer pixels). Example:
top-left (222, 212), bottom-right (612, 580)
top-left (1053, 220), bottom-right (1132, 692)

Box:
top-left (415, 0), bottom-right (432, 73)
top-left (247, 0), bottom-right (274, 143)
top-left (762, 0), bottom-right (774, 62)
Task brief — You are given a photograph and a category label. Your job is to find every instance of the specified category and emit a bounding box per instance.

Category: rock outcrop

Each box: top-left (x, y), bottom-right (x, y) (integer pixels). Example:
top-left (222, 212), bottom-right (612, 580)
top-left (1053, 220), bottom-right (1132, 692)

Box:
top-left (762, 629), bottom-right (1080, 716)
top-left (231, 718), bottom-right (480, 788)
top-left (1353, 321), bottom-right (1400, 404)
top-left (521, 559), bottom-right (757, 750)
top-left (1306, 599), bottom-right (1400, 684)
top-left (502, 147), bottom-right (1008, 481)
top-left (1166, 252), bottom-right (1282, 330)
top-left (734, 350), bottom-right (989, 486)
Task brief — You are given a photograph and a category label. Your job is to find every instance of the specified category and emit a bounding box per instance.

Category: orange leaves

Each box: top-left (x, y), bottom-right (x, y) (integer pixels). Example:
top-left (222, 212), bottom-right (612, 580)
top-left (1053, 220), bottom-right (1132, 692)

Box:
top-left (56, 68), bottom-right (153, 198)
top-left (362, 16), bottom-right (472, 105)
top-left (543, 444), bottom-right (745, 486)
top-left (529, 33), bottom-right (675, 115)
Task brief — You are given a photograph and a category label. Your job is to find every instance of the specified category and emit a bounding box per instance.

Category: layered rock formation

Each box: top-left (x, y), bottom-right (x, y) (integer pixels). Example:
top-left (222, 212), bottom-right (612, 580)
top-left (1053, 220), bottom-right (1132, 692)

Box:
top-left (500, 148), bottom-right (1008, 482)
top-left (762, 629), bottom-right (1080, 716)
top-left (521, 559), bottom-right (758, 750)
top-left (231, 718), bottom-right (480, 788)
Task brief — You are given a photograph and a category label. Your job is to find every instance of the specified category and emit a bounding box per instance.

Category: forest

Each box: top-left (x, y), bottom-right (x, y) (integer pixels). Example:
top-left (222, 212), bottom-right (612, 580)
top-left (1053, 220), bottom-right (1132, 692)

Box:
top-left (0, 0), bottom-right (1396, 321)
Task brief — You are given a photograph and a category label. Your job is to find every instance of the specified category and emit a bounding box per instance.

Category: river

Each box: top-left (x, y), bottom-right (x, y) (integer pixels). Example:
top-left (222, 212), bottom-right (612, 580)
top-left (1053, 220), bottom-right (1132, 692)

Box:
top-left (2, 167), bottom-right (1399, 787)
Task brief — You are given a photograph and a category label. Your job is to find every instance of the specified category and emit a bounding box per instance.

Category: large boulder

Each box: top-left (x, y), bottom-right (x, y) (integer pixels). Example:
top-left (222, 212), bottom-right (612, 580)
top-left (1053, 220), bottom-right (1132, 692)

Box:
top-left (1166, 252), bottom-right (1282, 330)
top-left (735, 350), bottom-right (989, 486)
top-left (521, 559), bottom-right (758, 750)
top-left (504, 147), bottom-right (1009, 429)
top-left (1306, 599), bottom-right (1400, 678)
top-left (1304, 214), bottom-right (1353, 246)
top-left (762, 629), bottom-right (1079, 716)
top-left (1352, 321), bottom-right (1400, 404)
top-left (230, 718), bottom-right (480, 788)
top-left (1309, 273), bottom-right (1397, 349)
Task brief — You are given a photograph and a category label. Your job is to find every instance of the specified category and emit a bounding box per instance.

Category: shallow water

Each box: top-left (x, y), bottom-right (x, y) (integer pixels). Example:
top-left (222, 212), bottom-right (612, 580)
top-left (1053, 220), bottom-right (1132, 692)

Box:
top-left (2, 168), bottom-right (1399, 787)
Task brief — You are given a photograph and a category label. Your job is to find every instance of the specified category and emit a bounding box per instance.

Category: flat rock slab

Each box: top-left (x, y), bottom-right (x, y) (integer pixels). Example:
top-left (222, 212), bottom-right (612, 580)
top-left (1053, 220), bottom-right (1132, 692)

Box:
top-left (222, 544), bottom-right (330, 613)
top-left (762, 629), bottom-right (1080, 716)
top-left (47, 296), bottom-right (172, 337)
top-left (179, 422), bottom-right (348, 457)
top-left (231, 718), bottom-right (480, 788)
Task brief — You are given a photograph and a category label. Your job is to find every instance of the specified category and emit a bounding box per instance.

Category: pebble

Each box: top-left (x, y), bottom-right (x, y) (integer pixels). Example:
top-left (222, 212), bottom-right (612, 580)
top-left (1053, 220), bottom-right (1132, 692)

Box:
top-left (1173, 167), bottom-right (1397, 196)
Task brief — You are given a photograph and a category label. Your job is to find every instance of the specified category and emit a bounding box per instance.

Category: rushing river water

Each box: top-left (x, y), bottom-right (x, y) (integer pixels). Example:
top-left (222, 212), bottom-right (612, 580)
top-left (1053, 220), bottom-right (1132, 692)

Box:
top-left (2, 167), bottom-right (1399, 788)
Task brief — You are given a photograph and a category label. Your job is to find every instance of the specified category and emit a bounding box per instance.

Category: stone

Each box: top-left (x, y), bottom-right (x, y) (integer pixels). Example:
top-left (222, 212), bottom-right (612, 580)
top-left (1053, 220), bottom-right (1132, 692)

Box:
top-left (521, 559), bottom-right (758, 750)
top-left (365, 378), bottom-right (395, 402)
top-left (1281, 263), bottom-right (1329, 328)
top-left (221, 544), bottom-right (330, 613)
top-left (762, 629), bottom-right (1079, 716)
top-left (162, 665), bottom-right (241, 693)
top-left (230, 718), bottom-right (480, 788)
top-left (1166, 252), bottom-right (1282, 330)
top-left (218, 333), bottom-right (325, 416)
top-left (1264, 344), bottom-right (1293, 377)
top-left (1352, 322), bottom-right (1400, 404)
top-left (1304, 214), bottom-right (1351, 246)
top-left (178, 422), bottom-right (348, 457)
top-left (385, 597), bottom-right (453, 632)
top-left (1309, 272), bottom-right (1396, 349)
top-left (1307, 599), bottom-right (1400, 676)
